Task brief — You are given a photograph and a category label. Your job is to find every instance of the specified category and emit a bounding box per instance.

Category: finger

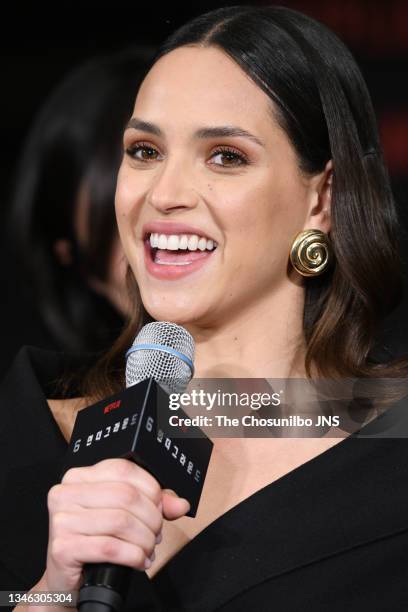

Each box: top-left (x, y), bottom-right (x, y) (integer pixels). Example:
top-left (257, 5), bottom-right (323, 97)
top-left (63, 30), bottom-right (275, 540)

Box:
top-left (162, 489), bottom-right (190, 520)
top-left (51, 509), bottom-right (157, 557)
top-left (50, 534), bottom-right (150, 572)
top-left (48, 482), bottom-right (162, 535)
top-left (62, 459), bottom-right (161, 505)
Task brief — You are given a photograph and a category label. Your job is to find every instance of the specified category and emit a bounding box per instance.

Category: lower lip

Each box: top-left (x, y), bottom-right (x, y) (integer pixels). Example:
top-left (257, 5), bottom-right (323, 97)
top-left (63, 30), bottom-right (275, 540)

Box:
top-left (143, 239), bottom-right (216, 280)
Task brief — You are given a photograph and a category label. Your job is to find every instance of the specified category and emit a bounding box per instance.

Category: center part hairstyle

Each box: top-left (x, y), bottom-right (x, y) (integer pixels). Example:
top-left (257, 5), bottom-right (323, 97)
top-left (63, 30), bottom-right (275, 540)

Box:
top-left (80, 4), bottom-right (408, 401)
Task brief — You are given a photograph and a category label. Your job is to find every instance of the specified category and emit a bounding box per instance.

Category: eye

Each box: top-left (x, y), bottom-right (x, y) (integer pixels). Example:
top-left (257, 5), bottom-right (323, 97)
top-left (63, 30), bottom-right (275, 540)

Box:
top-left (124, 142), bottom-right (249, 167)
top-left (125, 142), bottom-right (162, 162)
top-left (209, 146), bottom-right (248, 167)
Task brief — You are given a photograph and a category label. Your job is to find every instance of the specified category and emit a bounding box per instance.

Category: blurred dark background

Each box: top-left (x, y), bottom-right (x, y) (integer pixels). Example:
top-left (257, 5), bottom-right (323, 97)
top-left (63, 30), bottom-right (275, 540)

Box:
top-left (0, 0), bottom-right (407, 375)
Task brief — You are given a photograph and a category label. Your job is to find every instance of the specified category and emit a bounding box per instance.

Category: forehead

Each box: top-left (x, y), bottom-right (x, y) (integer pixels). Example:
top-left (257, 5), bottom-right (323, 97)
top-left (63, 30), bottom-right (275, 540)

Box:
top-left (133, 45), bottom-right (273, 136)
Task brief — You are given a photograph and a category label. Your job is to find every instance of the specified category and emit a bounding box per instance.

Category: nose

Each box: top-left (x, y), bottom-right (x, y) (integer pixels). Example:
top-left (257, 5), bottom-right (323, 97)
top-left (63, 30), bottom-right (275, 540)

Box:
top-left (147, 158), bottom-right (200, 214)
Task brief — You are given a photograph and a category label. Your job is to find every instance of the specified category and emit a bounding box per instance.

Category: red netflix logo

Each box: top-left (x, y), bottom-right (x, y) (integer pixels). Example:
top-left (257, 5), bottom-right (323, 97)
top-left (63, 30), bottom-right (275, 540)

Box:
top-left (103, 400), bottom-right (122, 414)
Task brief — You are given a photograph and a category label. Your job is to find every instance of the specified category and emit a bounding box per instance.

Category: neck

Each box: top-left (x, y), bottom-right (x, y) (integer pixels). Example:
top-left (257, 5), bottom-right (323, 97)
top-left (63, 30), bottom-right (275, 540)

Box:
top-left (185, 281), bottom-right (307, 379)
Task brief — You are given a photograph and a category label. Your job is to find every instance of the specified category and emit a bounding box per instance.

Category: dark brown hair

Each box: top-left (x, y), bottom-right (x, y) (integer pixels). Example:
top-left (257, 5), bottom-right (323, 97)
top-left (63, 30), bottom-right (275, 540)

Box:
top-left (8, 48), bottom-right (154, 353)
top-left (78, 5), bottom-right (408, 402)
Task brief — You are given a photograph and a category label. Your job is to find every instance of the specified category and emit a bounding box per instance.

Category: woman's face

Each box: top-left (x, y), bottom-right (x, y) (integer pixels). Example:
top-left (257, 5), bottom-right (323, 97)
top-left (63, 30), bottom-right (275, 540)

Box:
top-left (115, 45), bottom-right (327, 326)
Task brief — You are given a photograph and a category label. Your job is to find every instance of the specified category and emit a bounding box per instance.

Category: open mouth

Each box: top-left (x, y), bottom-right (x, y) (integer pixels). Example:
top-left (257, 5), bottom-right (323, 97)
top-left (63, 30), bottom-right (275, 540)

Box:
top-left (142, 231), bottom-right (218, 280)
top-left (144, 234), bottom-right (217, 267)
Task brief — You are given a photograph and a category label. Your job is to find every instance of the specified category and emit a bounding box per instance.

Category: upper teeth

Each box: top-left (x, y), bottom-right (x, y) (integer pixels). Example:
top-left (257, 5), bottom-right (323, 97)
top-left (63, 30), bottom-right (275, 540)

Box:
top-left (149, 233), bottom-right (217, 251)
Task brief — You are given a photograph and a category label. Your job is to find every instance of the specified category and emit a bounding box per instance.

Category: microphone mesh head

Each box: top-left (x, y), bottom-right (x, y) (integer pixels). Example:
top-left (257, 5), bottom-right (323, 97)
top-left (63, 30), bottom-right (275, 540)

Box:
top-left (126, 321), bottom-right (195, 394)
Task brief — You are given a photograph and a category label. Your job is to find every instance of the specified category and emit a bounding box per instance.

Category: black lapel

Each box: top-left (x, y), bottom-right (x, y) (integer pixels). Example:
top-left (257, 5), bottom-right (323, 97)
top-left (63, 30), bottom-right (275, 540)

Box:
top-left (152, 423), bottom-right (408, 610)
top-left (0, 346), bottom-right (79, 587)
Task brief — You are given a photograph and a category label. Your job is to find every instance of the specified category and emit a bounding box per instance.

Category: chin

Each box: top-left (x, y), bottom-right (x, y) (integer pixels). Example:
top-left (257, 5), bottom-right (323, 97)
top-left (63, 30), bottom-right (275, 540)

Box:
top-left (143, 301), bottom-right (203, 327)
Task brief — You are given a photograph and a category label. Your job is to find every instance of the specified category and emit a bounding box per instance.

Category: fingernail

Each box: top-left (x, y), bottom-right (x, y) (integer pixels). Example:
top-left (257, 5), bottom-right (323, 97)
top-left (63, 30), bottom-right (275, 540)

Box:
top-left (144, 558), bottom-right (152, 569)
top-left (155, 532), bottom-right (163, 544)
top-left (179, 498), bottom-right (191, 513)
top-left (166, 489), bottom-right (178, 497)
top-left (150, 551), bottom-right (156, 563)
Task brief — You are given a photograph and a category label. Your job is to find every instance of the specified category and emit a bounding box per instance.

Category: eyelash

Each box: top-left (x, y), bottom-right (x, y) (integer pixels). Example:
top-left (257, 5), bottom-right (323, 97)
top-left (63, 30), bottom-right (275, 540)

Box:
top-left (125, 142), bottom-right (249, 168)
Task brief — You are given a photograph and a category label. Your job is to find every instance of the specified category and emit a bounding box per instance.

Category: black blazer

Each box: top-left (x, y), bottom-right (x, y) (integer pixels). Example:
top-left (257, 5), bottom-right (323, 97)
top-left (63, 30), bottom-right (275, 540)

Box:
top-left (1, 346), bottom-right (408, 611)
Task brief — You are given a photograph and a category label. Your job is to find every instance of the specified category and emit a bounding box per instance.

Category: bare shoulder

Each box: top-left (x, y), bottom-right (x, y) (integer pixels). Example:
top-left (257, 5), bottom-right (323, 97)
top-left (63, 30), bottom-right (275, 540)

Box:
top-left (47, 397), bottom-right (90, 442)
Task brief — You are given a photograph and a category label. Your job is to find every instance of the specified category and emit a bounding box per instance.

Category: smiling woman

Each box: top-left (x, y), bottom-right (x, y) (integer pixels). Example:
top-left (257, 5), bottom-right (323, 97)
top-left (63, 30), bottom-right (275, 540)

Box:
top-left (2, 4), bottom-right (408, 612)
top-left (84, 11), bottom-right (407, 390)
top-left (115, 44), bottom-right (316, 335)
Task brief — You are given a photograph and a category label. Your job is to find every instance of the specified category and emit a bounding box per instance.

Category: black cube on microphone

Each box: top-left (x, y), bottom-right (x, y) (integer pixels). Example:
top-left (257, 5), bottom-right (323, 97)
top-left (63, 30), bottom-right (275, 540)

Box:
top-left (62, 376), bottom-right (213, 516)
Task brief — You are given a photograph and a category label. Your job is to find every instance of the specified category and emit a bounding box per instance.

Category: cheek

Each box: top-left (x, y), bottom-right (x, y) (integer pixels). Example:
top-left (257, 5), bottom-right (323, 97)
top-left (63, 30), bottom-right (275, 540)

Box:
top-left (227, 183), bottom-right (302, 273)
top-left (107, 238), bottom-right (127, 283)
top-left (114, 180), bottom-right (137, 262)
top-left (227, 184), bottom-right (280, 242)
top-left (251, 177), bottom-right (308, 239)
top-left (115, 165), bottom-right (144, 225)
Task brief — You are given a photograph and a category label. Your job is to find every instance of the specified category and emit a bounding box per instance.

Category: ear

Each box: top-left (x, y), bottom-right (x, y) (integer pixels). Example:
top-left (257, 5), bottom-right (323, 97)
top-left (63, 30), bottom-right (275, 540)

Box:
top-left (304, 159), bottom-right (333, 234)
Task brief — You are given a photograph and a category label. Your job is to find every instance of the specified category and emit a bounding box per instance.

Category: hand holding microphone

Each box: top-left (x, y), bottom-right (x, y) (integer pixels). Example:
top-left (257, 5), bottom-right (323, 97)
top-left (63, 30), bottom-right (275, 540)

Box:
top-left (40, 322), bottom-right (212, 612)
top-left (44, 458), bottom-right (190, 594)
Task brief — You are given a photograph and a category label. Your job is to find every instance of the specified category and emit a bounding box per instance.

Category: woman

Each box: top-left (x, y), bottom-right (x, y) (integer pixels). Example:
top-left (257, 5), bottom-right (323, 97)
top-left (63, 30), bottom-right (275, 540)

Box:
top-left (2, 5), bottom-right (408, 610)
top-left (6, 47), bottom-right (154, 359)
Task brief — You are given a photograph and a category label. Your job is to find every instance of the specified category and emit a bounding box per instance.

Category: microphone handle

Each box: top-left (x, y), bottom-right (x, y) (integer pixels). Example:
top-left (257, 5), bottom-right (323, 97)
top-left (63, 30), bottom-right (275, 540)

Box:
top-left (78, 563), bottom-right (133, 612)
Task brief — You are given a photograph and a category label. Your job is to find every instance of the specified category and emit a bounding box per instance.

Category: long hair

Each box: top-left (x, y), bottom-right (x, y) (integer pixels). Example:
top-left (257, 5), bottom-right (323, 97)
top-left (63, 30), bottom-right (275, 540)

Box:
top-left (79, 5), bottom-right (408, 401)
top-left (8, 46), bottom-right (155, 353)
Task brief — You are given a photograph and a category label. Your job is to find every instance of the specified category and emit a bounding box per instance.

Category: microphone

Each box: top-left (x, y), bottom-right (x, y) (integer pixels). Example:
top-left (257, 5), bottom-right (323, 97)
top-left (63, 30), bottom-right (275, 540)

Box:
top-left (62, 322), bottom-right (213, 612)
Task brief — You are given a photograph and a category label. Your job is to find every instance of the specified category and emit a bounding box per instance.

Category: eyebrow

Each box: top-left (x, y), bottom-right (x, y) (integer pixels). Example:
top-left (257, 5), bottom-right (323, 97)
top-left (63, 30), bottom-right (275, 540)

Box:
top-left (125, 117), bottom-right (265, 148)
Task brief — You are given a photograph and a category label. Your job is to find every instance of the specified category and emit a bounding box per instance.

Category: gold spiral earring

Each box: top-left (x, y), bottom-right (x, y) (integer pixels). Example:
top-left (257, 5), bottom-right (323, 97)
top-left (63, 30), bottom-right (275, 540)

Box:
top-left (289, 229), bottom-right (332, 277)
